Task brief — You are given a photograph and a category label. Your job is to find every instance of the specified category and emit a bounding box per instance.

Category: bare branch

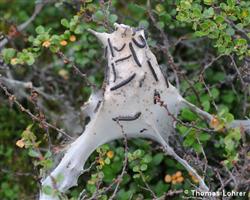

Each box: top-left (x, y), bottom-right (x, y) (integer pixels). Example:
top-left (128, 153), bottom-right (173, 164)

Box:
top-left (0, 1), bottom-right (46, 49)
top-left (0, 82), bottom-right (74, 140)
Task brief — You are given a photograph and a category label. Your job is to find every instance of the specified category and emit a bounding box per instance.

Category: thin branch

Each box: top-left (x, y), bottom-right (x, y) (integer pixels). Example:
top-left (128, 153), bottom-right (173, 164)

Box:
top-left (109, 120), bottom-right (129, 200)
top-left (0, 82), bottom-right (74, 140)
top-left (138, 171), bottom-right (157, 199)
top-left (0, 1), bottom-right (47, 49)
top-left (154, 95), bottom-right (214, 133)
top-left (86, 121), bottom-right (129, 200)
top-left (57, 51), bottom-right (97, 89)
top-left (229, 55), bottom-right (246, 87)
top-left (147, 0), bottom-right (203, 107)
top-left (0, 76), bottom-right (55, 100)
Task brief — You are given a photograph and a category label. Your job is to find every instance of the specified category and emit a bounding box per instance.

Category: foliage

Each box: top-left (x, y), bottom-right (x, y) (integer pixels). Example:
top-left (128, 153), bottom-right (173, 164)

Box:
top-left (176, 0), bottom-right (250, 58)
top-left (0, 0), bottom-right (249, 199)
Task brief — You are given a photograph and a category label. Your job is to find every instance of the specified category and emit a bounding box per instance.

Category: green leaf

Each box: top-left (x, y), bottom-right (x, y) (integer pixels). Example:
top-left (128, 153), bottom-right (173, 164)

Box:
top-left (26, 54), bottom-right (35, 65)
top-left (40, 158), bottom-right (53, 169)
top-left (211, 88), bottom-right (219, 99)
top-left (226, 27), bottom-right (235, 36)
top-left (35, 26), bottom-right (45, 34)
top-left (183, 135), bottom-right (195, 147)
top-left (156, 21), bottom-right (164, 29)
top-left (192, 8), bottom-right (202, 18)
top-left (133, 174), bottom-right (140, 179)
top-left (180, 1), bottom-right (192, 9)
top-left (2, 48), bottom-right (16, 62)
top-left (235, 38), bottom-right (247, 46)
top-left (142, 154), bottom-right (152, 163)
top-left (61, 18), bottom-right (69, 28)
top-left (94, 10), bottom-right (105, 21)
top-left (230, 128), bottom-right (241, 141)
top-left (227, 0), bottom-right (235, 7)
top-left (132, 165), bottom-right (140, 172)
top-left (155, 4), bottom-right (165, 13)
top-left (215, 15), bottom-right (224, 24)
top-left (127, 3), bottom-right (145, 18)
top-left (165, 158), bottom-right (176, 167)
top-left (224, 113), bottom-right (234, 123)
top-left (49, 45), bottom-right (59, 53)
top-left (42, 185), bottom-right (53, 195)
top-left (109, 14), bottom-right (118, 23)
top-left (203, 0), bottom-right (214, 5)
top-left (194, 31), bottom-right (207, 37)
top-left (105, 157), bottom-right (111, 165)
top-left (140, 164), bottom-right (148, 171)
top-left (202, 100), bottom-right (210, 112)
top-left (224, 137), bottom-right (234, 152)
top-left (181, 108), bottom-right (197, 121)
top-left (152, 153), bottom-right (164, 165)
top-left (193, 142), bottom-right (201, 153)
top-left (133, 149), bottom-right (144, 157)
top-left (117, 189), bottom-right (134, 200)
top-left (74, 25), bottom-right (84, 34)
top-left (221, 91), bottom-right (235, 104)
top-left (212, 72), bottom-right (226, 82)
top-left (28, 149), bottom-right (40, 158)
top-left (203, 7), bottom-right (214, 18)
top-left (153, 181), bottom-right (169, 196)
top-left (199, 133), bottom-right (211, 142)
top-left (139, 20), bottom-right (149, 29)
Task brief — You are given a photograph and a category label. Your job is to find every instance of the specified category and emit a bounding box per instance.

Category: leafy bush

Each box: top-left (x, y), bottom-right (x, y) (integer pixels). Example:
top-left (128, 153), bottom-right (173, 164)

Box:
top-left (0, 0), bottom-right (249, 199)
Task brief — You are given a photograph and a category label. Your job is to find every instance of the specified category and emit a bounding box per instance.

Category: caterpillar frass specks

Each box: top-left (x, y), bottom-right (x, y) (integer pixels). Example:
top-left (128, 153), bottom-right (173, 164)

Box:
top-left (147, 60), bottom-right (159, 82)
top-left (110, 73), bottom-right (136, 91)
top-left (112, 112), bottom-right (141, 121)
top-left (154, 89), bottom-right (160, 104)
top-left (114, 43), bottom-right (126, 52)
top-left (115, 55), bottom-right (132, 64)
top-left (129, 42), bottom-right (141, 67)
top-left (111, 63), bottom-right (117, 82)
top-left (132, 35), bottom-right (146, 48)
top-left (107, 38), bottom-right (114, 57)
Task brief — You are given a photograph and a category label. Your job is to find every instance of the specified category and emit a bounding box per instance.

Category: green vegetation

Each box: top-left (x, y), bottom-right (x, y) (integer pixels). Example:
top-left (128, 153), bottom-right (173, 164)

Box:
top-left (0, 0), bottom-right (249, 199)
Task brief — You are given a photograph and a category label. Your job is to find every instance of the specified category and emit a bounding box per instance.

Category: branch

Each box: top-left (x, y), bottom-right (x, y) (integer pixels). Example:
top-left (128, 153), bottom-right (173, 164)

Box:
top-left (230, 120), bottom-right (250, 134)
top-left (181, 98), bottom-right (250, 136)
top-left (0, 1), bottom-right (46, 49)
top-left (0, 82), bottom-right (73, 140)
top-left (39, 23), bottom-right (248, 200)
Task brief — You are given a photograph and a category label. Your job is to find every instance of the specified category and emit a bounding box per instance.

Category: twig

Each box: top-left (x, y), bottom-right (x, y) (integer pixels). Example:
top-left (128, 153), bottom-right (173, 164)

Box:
top-left (0, 0), bottom-right (47, 49)
top-left (199, 54), bottom-right (225, 75)
top-left (229, 55), bottom-right (246, 87)
top-left (158, 189), bottom-right (183, 199)
top-left (86, 120), bottom-right (129, 200)
top-left (154, 96), bottom-right (214, 133)
top-left (109, 120), bottom-right (129, 200)
top-left (147, 0), bottom-right (203, 107)
top-left (138, 171), bottom-right (157, 199)
top-left (0, 82), bottom-right (73, 140)
top-left (181, 99), bottom-right (213, 123)
top-left (57, 51), bottom-right (96, 89)
top-left (199, 75), bottom-right (218, 112)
